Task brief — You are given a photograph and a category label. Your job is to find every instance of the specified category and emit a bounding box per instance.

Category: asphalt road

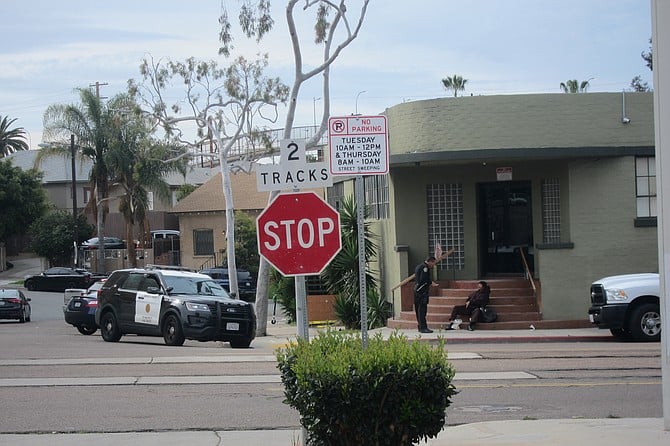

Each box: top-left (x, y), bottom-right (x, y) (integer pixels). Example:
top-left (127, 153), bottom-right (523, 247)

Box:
top-left (0, 290), bottom-right (663, 434)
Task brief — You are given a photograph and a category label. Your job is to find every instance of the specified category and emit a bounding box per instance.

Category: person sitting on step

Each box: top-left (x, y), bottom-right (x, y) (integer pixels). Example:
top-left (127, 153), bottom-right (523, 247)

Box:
top-left (445, 280), bottom-right (491, 331)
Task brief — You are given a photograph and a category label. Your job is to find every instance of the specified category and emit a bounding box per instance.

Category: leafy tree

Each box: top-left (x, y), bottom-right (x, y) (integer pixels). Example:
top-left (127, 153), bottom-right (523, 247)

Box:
top-left (630, 75), bottom-right (650, 92)
top-left (642, 38), bottom-right (653, 71)
top-left (559, 79), bottom-right (591, 93)
top-left (441, 74), bottom-right (468, 97)
top-left (0, 116), bottom-right (29, 157)
top-left (232, 210), bottom-right (260, 277)
top-left (129, 54), bottom-right (289, 297)
top-left (0, 159), bottom-right (48, 243)
top-left (28, 210), bottom-right (93, 266)
top-left (219, 0), bottom-right (372, 335)
top-left (40, 88), bottom-right (122, 273)
top-left (630, 38), bottom-right (652, 92)
top-left (175, 184), bottom-right (197, 202)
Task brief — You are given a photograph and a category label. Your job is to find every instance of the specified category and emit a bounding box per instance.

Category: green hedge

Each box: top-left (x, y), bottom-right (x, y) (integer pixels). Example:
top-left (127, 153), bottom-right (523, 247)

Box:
top-left (276, 330), bottom-right (457, 446)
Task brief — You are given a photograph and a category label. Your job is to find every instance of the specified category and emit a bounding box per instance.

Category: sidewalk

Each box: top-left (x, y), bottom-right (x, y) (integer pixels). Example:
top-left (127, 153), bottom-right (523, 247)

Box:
top-left (1, 418), bottom-right (667, 445)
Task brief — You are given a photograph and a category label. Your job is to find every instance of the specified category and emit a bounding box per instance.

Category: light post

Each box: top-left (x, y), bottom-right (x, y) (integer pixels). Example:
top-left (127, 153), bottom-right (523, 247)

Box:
top-left (355, 90), bottom-right (366, 115)
top-left (313, 97), bottom-right (321, 129)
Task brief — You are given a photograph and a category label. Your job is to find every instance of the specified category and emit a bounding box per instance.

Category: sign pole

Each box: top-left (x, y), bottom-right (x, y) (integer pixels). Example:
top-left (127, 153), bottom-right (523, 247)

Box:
top-left (296, 275), bottom-right (309, 341)
top-left (356, 175), bottom-right (368, 348)
top-left (328, 115), bottom-right (388, 349)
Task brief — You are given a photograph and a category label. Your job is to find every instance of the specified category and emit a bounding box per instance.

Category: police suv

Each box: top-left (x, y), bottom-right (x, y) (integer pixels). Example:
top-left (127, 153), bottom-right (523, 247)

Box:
top-left (95, 267), bottom-right (256, 348)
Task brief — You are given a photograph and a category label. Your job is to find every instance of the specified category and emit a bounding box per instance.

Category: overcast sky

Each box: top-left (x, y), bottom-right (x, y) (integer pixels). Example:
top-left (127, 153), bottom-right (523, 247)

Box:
top-left (2, 0), bottom-right (653, 150)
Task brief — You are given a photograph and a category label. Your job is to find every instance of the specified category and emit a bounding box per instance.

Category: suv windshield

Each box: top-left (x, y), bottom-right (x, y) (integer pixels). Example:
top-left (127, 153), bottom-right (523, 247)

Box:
top-left (163, 275), bottom-right (230, 297)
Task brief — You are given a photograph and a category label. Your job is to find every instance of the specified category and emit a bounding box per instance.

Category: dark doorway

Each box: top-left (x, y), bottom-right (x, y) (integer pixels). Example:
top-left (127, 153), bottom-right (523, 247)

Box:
top-left (478, 181), bottom-right (534, 276)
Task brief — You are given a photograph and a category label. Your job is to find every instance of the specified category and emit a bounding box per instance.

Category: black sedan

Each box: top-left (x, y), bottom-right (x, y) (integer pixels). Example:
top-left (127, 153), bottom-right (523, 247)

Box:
top-left (81, 237), bottom-right (126, 249)
top-left (0, 289), bottom-right (31, 323)
top-left (64, 280), bottom-right (105, 335)
top-left (24, 267), bottom-right (97, 292)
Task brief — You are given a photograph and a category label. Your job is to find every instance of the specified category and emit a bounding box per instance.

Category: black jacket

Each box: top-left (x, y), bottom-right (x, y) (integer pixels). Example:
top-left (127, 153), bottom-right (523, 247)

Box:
top-left (414, 262), bottom-right (432, 298)
top-left (467, 285), bottom-right (491, 307)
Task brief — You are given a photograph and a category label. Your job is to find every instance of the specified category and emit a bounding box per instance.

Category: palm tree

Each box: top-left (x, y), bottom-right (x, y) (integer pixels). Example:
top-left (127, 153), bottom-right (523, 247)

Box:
top-left (105, 103), bottom-right (187, 267)
top-left (40, 88), bottom-right (116, 273)
top-left (441, 75), bottom-right (468, 97)
top-left (559, 79), bottom-right (592, 93)
top-left (0, 116), bottom-right (29, 157)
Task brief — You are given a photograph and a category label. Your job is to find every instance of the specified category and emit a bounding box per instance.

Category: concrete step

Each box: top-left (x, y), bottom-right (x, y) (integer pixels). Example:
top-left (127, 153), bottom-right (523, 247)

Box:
top-left (429, 296), bottom-right (537, 306)
top-left (391, 277), bottom-right (545, 330)
top-left (436, 288), bottom-right (535, 298)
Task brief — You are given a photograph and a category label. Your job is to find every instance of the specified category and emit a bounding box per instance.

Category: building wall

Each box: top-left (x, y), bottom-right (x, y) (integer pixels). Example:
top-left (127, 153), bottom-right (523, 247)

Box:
top-left (177, 210), bottom-right (263, 271)
top-left (178, 213), bottom-right (228, 271)
top-left (537, 157), bottom-right (658, 320)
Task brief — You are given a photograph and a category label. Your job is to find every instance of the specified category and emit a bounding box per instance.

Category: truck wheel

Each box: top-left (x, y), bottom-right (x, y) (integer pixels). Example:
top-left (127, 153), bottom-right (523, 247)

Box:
top-left (628, 303), bottom-right (661, 342)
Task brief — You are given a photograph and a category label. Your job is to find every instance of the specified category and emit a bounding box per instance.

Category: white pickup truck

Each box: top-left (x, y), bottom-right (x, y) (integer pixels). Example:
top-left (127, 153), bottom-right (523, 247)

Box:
top-left (588, 273), bottom-right (661, 342)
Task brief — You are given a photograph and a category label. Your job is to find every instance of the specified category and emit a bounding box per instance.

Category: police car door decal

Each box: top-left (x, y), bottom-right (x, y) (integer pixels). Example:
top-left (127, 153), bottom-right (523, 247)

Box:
top-left (135, 291), bottom-right (161, 325)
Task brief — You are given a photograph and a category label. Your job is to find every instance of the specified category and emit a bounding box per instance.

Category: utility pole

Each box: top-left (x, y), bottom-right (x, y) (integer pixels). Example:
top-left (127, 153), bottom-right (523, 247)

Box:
top-left (89, 81), bottom-right (107, 273)
top-left (89, 81), bottom-right (108, 99)
top-left (70, 135), bottom-right (78, 267)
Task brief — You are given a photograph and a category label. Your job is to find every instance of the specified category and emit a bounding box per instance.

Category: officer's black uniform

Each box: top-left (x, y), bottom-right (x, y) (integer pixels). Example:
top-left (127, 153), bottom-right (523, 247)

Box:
top-left (414, 260), bottom-right (433, 333)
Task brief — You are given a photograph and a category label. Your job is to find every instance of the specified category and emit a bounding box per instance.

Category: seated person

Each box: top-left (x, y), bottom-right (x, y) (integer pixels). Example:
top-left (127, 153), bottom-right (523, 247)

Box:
top-left (445, 280), bottom-right (490, 331)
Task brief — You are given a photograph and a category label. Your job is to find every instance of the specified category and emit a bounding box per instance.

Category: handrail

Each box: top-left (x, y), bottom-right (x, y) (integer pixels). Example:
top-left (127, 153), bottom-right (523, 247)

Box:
top-left (198, 253), bottom-right (219, 271)
top-left (519, 247), bottom-right (537, 295)
top-left (391, 248), bottom-right (455, 291)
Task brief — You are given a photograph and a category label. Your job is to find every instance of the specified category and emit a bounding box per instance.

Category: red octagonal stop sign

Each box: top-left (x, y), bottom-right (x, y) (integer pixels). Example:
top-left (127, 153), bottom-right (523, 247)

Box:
top-left (256, 191), bottom-right (341, 276)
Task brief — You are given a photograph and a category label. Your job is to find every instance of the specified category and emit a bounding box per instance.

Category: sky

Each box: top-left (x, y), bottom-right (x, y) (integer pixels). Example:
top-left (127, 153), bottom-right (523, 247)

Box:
top-left (2, 0), bottom-right (653, 150)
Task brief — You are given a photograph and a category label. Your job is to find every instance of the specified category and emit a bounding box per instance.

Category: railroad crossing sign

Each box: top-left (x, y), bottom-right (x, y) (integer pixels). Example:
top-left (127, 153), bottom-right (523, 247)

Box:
top-left (256, 191), bottom-right (341, 276)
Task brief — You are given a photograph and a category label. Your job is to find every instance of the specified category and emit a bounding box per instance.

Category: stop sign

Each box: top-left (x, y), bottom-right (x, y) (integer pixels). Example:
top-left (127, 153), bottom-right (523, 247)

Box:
top-left (256, 191), bottom-right (341, 276)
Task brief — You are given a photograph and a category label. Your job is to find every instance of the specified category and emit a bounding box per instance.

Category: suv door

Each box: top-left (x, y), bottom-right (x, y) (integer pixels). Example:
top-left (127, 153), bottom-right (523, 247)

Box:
top-left (134, 275), bottom-right (162, 326)
top-left (117, 273), bottom-right (144, 326)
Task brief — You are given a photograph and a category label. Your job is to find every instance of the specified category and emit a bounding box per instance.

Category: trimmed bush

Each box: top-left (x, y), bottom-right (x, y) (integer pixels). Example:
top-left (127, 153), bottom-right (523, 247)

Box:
top-left (276, 330), bottom-right (457, 445)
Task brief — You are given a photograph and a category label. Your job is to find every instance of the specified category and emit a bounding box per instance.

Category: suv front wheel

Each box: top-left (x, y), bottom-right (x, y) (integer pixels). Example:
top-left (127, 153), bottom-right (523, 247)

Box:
top-left (162, 314), bottom-right (185, 346)
top-left (100, 311), bottom-right (123, 342)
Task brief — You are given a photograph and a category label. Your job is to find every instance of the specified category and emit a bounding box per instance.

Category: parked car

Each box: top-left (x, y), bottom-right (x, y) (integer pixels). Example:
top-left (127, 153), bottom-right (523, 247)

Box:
top-left (588, 273), bottom-right (661, 342)
top-left (81, 237), bottom-right (126, 249)
top-left (95, 267), bottom-right (256, 347)
top-left (199, 268), bottom-right (257, 301)
top-left (0, 289), bottom-right (31, 323)
top-left (63, 279), bottom-right (106, 335)
top-left (24, 267), bottom-right (98, 292)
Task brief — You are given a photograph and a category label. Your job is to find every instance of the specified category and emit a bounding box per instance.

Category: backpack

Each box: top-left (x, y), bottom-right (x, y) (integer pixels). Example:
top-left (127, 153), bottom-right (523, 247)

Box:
top-left (480, 306), bottom-right (498, 323)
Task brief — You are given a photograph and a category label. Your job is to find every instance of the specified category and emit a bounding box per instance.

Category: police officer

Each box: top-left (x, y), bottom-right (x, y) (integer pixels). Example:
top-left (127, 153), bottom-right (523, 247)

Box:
top-left (414, 256), bottom-right (437, 333)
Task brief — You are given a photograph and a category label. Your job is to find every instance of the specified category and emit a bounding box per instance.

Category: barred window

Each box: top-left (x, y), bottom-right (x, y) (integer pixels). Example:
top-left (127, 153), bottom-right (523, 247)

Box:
top-left (427, 184), bottom-right (464, 270)
top-left (193, 229), bottom-right (214, 256)
top-left (364, 175), bottom-right (389, 220)
top-left (541, 178), bottom-right (561, 243)
top-left (635, 157), bottom-right (657, 218)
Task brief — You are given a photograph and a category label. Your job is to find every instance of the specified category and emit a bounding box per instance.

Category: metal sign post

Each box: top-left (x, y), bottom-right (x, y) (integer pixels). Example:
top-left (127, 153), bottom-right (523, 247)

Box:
top-left (328, 115), bottom-right (389, 348)
top-left (355, 175), bottom-right (368, 347)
